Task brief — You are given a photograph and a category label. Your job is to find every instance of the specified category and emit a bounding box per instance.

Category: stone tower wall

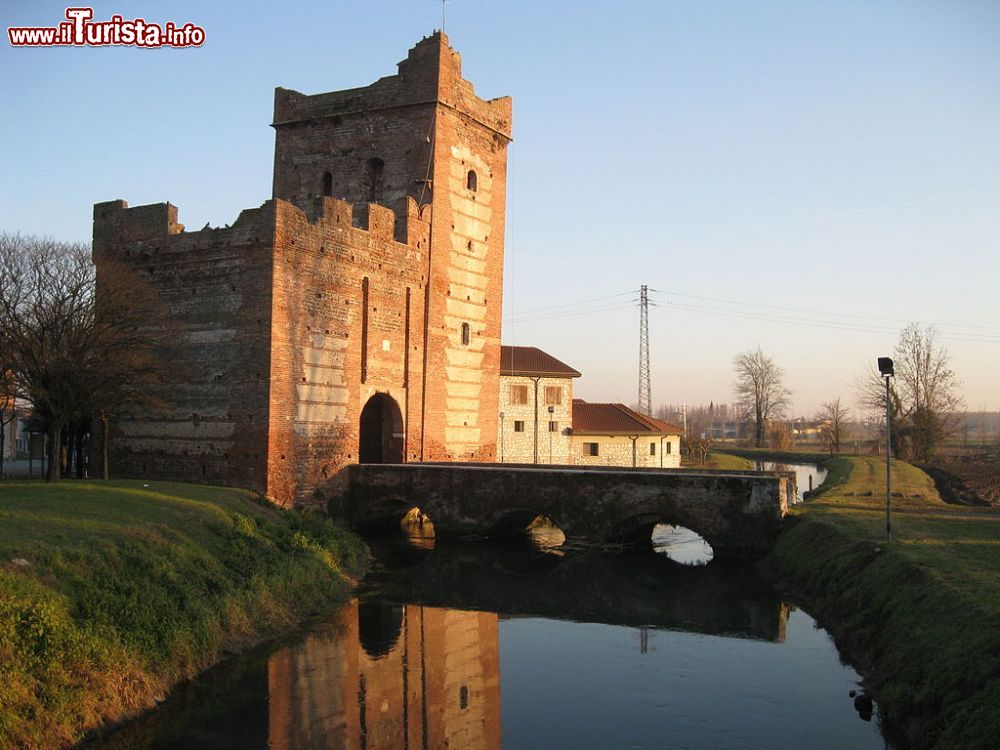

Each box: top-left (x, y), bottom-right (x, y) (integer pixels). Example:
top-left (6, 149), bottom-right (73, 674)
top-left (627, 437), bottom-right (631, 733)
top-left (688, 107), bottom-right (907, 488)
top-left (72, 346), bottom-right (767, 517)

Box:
top-left (92, 199), bottom-right (276, 493)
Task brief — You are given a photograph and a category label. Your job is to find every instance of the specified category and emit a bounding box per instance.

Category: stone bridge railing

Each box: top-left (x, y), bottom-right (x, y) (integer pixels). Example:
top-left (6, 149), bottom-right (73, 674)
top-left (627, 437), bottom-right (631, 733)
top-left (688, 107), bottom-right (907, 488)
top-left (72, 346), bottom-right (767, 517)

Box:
top-left (322, 463), bottom-right (793, 559)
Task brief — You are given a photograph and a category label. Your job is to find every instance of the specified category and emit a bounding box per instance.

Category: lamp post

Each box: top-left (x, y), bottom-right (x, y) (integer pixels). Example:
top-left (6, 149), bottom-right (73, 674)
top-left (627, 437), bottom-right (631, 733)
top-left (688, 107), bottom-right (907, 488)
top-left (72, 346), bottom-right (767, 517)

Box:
top-left (547, 405), bottom-right (555, 463)
top-left (878, 357), bottom-right (894, 542)
top-left (499, 412), bottom-right (505, 463)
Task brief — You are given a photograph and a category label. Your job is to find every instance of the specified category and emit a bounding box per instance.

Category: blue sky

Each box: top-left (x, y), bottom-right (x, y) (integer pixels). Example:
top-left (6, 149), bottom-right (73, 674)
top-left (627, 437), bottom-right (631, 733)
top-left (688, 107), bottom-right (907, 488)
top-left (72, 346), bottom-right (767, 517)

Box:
top-left (2, 1), bottom-right (998, 415)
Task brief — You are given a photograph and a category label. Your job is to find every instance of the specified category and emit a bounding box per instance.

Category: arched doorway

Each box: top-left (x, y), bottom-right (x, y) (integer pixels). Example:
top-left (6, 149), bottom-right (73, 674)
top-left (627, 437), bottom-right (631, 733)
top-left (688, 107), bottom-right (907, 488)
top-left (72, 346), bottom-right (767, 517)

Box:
top-left (359, 393), bottom-right (404, 464)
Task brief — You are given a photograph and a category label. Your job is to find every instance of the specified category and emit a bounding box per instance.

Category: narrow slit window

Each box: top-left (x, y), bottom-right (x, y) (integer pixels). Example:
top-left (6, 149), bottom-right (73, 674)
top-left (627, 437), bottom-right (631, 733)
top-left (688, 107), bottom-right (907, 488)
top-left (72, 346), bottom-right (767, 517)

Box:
top-left (322, 171), bottom-right (333, 197)
top-left (466, 170), bottom-right (477, 192)
top-left (461, 322), bottom-right (470, 346)
top-left (365, 158), bottom-right (385, 203)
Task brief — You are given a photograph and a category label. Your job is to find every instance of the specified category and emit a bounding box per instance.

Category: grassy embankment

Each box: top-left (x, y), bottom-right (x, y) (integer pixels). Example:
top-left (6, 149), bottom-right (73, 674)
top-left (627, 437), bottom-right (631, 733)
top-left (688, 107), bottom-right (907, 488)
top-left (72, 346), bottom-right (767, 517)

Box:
top-left (0, 480), bottom-right (367, 750)
top-left (719, 447), bottom-right (1000, 750)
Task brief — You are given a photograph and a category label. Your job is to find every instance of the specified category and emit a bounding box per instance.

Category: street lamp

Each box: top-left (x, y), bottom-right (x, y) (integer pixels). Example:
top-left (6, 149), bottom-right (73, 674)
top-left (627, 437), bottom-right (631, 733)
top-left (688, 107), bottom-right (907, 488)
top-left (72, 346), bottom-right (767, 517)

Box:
top-left (547, 405), bottom-right (555, 463)
top-left (499, 412), bottom-right (505, 463)
top-left (878, 357), bottom-right (894, 542)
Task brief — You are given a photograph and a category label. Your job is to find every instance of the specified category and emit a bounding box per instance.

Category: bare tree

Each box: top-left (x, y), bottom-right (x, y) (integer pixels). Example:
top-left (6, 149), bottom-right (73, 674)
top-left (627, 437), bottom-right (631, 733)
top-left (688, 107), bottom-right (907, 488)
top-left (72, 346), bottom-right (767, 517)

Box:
top-left (733, 347), bottom-right (791, 448)
top-left (0, 233), bottom-right (172, 481)
top-left (856, 323), bottom-right (963, 462)
top-left (681, 405), bottom-right (713, 465)
top-left (0, 368), bottom-right (16, 473)
top-left (816, 397), bottom-right (851, 453)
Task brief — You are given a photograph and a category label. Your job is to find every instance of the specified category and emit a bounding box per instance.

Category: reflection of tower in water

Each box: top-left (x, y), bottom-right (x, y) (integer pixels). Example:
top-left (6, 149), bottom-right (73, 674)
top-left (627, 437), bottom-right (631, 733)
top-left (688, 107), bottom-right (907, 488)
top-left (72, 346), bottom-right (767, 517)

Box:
top-left (267, 600), bottom-right (501, 749)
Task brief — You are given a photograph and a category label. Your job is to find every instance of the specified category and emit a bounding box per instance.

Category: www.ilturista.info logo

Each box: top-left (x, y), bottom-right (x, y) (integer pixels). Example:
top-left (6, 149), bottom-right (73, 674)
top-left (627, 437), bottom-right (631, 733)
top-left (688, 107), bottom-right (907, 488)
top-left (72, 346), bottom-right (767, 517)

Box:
top-left (8, 7), bottom-right (205, 48)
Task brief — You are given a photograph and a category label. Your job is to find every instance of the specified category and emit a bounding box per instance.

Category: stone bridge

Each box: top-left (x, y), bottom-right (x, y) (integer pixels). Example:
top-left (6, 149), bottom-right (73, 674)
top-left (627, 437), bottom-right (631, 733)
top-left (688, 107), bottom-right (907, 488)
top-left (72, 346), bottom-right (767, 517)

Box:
top-left (323, 463), bottom-right (793, 558)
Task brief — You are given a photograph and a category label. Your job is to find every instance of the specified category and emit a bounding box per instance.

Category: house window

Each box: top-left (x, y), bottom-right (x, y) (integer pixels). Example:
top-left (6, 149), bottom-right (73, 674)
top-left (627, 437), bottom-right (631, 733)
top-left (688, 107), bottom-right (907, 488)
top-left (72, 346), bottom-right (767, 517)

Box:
top-left (322, 171), bottom-right (333, 197)
top-left (514, 421), bottom-right (525, 433)
top-left (467, 170), bottom-right (477, 192)
top-left (544, 386), bottom-right (562, 405)
top-left (461, 322), bottom-right (470, 345)
top-left (650, 442), bottom-right (656, 456)
top-left (548, 421), bottom-right (558, 432)
top-left (665, 440), bottom-right (672, 454)
top-left (583, 442), bottom-right (599, 456)
top-left (510, 384), bottom-right (528, 405)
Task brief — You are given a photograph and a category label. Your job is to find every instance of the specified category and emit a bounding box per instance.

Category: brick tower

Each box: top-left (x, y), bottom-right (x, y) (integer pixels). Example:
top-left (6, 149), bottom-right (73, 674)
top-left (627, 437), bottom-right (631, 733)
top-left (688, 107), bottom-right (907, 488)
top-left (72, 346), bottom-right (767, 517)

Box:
top-left (271, 32), bottom-right (513, 462)
top-left (92, 33), bottom-right (510, 505)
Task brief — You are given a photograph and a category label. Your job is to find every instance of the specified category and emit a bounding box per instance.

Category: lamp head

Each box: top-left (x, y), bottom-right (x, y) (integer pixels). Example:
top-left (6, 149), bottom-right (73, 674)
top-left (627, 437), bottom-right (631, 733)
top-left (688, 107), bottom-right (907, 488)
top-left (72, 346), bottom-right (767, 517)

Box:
top-left (877, 357), bottom-right (894, 377)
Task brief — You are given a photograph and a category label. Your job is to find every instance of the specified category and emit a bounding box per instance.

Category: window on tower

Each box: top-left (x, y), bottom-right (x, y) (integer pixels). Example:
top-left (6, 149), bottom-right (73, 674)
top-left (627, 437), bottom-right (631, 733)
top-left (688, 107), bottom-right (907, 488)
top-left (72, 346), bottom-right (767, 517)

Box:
top-left (365, 158), bottom-right (385, 203)
top-left (322, 172), bottom-right (333, 197)
top-left (467, 170), bottom-right (477, 192)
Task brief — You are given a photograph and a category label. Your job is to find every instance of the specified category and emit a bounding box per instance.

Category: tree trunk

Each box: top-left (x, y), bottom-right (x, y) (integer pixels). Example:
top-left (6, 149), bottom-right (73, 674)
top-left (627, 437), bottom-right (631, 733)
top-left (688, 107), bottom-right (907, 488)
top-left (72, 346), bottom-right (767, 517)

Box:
top-left (100, 416), bottom-right (110, 480)
top-left (46, 422), bottom-right (62, 482)
top-left (75, 426), bottom-right (85, 479)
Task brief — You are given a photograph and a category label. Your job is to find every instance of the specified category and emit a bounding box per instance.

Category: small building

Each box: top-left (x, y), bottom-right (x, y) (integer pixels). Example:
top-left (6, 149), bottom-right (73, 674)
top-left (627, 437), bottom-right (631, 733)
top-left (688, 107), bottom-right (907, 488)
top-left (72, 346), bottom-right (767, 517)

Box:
top-left (571, 401), bottom-right (683, 468)
top-left (497, 346), bottom-right (581, 464)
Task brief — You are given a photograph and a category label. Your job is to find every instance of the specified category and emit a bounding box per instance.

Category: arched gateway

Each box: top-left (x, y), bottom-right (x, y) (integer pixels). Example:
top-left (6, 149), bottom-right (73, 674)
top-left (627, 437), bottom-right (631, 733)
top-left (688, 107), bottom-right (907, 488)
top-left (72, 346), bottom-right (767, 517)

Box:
top-left (358, 393), bottom-right (404, 464)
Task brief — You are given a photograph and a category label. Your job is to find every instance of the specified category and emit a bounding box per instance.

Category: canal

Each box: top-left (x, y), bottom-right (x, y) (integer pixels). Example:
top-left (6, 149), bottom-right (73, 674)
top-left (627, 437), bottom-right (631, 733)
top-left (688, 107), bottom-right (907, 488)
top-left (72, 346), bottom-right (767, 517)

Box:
top-left (84, 517), bottom-right (896, 749)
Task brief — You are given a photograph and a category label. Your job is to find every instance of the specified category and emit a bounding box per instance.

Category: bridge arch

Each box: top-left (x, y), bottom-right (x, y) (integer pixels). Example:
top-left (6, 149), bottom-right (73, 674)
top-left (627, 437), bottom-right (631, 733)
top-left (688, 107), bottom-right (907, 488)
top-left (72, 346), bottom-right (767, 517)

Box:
top-left (608, 509), bottom-right (715, 554)
top-left (359, 393), bottom-right (403, 464)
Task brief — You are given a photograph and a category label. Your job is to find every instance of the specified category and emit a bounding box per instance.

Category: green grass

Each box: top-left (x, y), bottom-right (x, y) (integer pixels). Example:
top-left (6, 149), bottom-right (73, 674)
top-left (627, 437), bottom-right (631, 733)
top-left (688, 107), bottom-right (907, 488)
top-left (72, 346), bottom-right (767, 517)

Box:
top-left (0, 480), bottom-right (367, 750)
top-left (749, 453), bottom-right (1000, 750)
top-left (682, 450), bottom-right (754, 471)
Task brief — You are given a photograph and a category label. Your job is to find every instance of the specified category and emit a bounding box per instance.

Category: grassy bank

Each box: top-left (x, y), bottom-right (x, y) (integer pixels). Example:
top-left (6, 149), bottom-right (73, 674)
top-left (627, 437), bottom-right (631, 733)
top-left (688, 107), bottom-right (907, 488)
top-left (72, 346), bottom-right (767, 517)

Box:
top-left (725, 450), bottom-right (1000, 749)
top-left (0, 480), bottom-right (367, 750)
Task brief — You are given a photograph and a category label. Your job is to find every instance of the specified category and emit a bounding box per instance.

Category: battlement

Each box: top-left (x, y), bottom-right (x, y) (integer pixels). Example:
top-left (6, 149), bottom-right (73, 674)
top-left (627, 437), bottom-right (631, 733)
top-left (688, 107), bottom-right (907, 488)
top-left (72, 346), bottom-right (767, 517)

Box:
top-left (94, 194), bottom-right (430, 254)
top-left (293, 194), bottom-right (431, 248)
top-left (93, 200), bottom-right (185, 243)
top-left (272, 31), bottom-right (511, 139)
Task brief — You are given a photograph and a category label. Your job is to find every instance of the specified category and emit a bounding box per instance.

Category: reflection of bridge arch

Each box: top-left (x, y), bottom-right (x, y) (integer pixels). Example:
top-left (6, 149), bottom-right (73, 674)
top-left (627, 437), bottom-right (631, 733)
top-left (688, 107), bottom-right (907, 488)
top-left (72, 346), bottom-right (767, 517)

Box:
top-left (359, 393), bottom-right (403, 464)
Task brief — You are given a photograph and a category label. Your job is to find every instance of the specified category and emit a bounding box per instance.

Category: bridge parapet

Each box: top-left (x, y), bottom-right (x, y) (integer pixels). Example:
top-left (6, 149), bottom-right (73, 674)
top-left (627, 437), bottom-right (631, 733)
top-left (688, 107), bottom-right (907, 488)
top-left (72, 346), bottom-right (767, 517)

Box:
top-left (323, 464), bottom-right (793, 559)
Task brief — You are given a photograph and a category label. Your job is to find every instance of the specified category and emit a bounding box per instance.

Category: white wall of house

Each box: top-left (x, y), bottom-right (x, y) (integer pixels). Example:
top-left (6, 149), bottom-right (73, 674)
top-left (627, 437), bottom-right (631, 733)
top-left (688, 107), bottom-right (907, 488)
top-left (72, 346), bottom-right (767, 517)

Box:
top-left (497, 374), bottom-right (573, 464)
top-left (571, 434), bottom-right (681, 468)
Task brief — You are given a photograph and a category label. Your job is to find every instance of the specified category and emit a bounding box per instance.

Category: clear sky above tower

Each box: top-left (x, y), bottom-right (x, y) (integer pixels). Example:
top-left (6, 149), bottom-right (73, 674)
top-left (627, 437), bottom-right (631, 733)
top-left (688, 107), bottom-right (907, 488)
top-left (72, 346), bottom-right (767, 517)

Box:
top-left (2, 0), bottom-right (998, 415)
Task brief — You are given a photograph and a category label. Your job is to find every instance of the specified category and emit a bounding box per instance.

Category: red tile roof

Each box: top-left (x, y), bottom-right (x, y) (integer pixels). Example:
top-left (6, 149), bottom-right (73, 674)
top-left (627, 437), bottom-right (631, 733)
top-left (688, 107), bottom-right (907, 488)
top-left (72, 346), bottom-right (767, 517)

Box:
top-left (500, 346), bottom-right (581, 378)
top-left (572, 401), bottom-right (684, 435)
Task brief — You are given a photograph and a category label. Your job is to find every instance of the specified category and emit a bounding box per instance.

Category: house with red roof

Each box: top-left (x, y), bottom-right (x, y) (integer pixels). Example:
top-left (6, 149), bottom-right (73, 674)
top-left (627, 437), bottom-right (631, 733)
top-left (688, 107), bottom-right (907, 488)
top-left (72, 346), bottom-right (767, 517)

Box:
top-left (571, 400), bottom-right (683, 468)
top-left (497, 345), bottom-right (683, 467)
top-left (498, 346), bottom-right (581, 464)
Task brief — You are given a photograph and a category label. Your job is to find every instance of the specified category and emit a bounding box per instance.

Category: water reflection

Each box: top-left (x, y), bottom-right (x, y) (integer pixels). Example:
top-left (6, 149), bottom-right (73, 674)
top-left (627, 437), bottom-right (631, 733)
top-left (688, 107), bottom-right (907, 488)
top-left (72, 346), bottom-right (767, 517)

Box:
top-left (83, 534), bottom-right (892, 750)
top-left (651, 524), bottom-right (714, 565)
top-left (268, 601), bottom-right (500, 750)
top-left (756, 461), bottom-right (829, 501)
top-left (366, 536), bottom-right (787, 641)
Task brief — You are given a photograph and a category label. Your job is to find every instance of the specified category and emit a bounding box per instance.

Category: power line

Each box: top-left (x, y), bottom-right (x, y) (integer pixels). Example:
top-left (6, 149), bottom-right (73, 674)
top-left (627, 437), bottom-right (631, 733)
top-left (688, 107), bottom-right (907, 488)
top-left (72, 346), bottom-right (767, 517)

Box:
top-left (504, 287), bottom-right (999, 343)
top-left (651, 289), bottom-right (1000, 333)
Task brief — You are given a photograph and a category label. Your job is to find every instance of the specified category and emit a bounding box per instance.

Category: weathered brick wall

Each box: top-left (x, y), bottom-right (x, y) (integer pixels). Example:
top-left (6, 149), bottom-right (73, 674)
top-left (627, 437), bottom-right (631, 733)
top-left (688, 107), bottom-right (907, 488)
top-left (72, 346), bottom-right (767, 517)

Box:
top-left (92, 200), bottom-right (275, 492)
top-left (271, 32), bottom-right (511, 465)
top-left (267, 196), bottom-right (429, 505)
top-left (497, 375), bottom-right (573, 464)
top-left (421, 36), bottom-right (510, 462)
